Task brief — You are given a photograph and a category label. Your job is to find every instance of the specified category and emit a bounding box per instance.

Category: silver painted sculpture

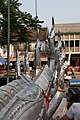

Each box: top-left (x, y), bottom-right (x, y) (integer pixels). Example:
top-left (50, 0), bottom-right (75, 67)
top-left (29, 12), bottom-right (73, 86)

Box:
top-left (0, 17), bottom-right (71, 120)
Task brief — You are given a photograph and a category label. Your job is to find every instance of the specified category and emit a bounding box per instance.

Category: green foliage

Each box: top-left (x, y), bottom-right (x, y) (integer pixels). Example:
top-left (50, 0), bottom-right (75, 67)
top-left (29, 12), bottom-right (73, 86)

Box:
top-left (0, 0), bottom-right (43, 46)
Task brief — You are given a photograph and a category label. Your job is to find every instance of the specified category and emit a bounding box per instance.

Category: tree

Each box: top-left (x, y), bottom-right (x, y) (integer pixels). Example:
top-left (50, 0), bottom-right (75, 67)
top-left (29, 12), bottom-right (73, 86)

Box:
top-left (0, 0), bottom-right (43, 46)
top-left (0, 0), bottom-right (44, 78)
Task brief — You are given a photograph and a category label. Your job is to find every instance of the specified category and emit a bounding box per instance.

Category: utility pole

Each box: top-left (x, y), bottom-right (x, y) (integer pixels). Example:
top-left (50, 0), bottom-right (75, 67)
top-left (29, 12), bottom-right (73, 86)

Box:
top-left (35, 0), bottom-right (37, 17)
top-left (34, 0), bottom-right (41, 77)
top-left (7, 0), bottom-right (10, 83)
top-left (33, 0), bottom-right (37, 77)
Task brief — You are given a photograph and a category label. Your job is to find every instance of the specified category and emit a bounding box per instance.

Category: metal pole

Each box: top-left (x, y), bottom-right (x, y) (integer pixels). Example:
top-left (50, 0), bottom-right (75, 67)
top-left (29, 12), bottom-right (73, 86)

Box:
top-left (35, 0), bottom-right (37, 17)
top-left (33, 0), bottom-right (38, 77)
top-left (7, 0), bottom-right (10, 83)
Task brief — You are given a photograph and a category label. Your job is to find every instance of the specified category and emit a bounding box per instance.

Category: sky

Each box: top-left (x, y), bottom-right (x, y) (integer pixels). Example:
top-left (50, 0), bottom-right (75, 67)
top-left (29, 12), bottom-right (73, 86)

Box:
top-left (19, 0), bottom-right (80, 29)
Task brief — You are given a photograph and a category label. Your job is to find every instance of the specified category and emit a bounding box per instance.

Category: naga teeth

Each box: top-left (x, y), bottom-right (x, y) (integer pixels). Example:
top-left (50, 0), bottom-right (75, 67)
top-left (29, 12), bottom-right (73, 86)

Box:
top-left (15, 107), bottom-right (18, 112)
top-left (19, 104), bottom-right (22, 108)
top-left (13, 109), bottom-right (17, 114)
top-left (23, 102), bottom-right (25, 105)
top-left (17, 105), bottom-right (20, 110)
top-left (11, 112), bottom-right (15, 116)
top-left (8, 112), bottom-right (14, 119)
top-left (7, 102), bottom-right (26, 119)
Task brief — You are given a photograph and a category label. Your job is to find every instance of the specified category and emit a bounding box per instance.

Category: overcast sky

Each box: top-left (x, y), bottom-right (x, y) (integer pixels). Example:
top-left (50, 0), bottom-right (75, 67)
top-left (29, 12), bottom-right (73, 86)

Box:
top-left (19, 0), bottom-right (80, 28)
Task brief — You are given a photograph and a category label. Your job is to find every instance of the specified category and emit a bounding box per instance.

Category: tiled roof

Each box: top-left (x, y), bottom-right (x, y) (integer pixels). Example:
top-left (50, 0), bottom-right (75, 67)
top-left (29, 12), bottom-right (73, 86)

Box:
top-left (55, 23), bottom-right (80, 34)
top-left (0, 27), bottom-right (48, 42)
top-left (29, 27), bottom-right (48, 41)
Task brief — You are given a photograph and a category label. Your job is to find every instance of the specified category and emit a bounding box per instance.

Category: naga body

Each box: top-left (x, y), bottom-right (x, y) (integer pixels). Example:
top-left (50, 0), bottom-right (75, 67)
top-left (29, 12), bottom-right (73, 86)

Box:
top-left (0, 17), bottom-right (71, 120)
top-left (0, 75), bottom-right (44, 120)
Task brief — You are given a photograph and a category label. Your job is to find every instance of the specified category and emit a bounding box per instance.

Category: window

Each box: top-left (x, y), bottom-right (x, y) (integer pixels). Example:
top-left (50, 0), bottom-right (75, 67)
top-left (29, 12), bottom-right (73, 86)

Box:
top-left (75, 40), bottom-right (79, 47)
top-left (65, 41), bottom-right (68, 47)
top-left (70, 40), bottom-right (74, 47)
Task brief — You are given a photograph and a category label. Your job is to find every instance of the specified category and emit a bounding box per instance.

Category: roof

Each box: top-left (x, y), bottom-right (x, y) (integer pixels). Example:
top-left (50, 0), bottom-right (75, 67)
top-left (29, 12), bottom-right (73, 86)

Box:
top-left (55, 23), bottom-right (80, 34)
top-left (29, 27), bottom-right (48, 41)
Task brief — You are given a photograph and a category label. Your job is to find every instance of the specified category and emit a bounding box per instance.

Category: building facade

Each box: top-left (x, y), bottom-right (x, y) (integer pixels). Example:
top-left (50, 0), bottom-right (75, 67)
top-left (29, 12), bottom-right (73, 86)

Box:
top-left (0, 23), bottom-right (80, 74)
top-left (55, 23), bottom-right (80, 72)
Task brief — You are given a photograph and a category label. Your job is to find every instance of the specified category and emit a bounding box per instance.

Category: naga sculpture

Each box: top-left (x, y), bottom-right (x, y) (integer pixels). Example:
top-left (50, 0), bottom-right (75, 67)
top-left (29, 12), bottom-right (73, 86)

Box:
top-left (0, 17), bottom-right (71, 120)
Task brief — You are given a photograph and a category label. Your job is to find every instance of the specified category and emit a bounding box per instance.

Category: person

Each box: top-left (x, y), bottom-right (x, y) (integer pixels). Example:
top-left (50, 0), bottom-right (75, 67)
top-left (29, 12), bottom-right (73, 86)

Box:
top-left (59, 103), bottom-right (80, 120)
